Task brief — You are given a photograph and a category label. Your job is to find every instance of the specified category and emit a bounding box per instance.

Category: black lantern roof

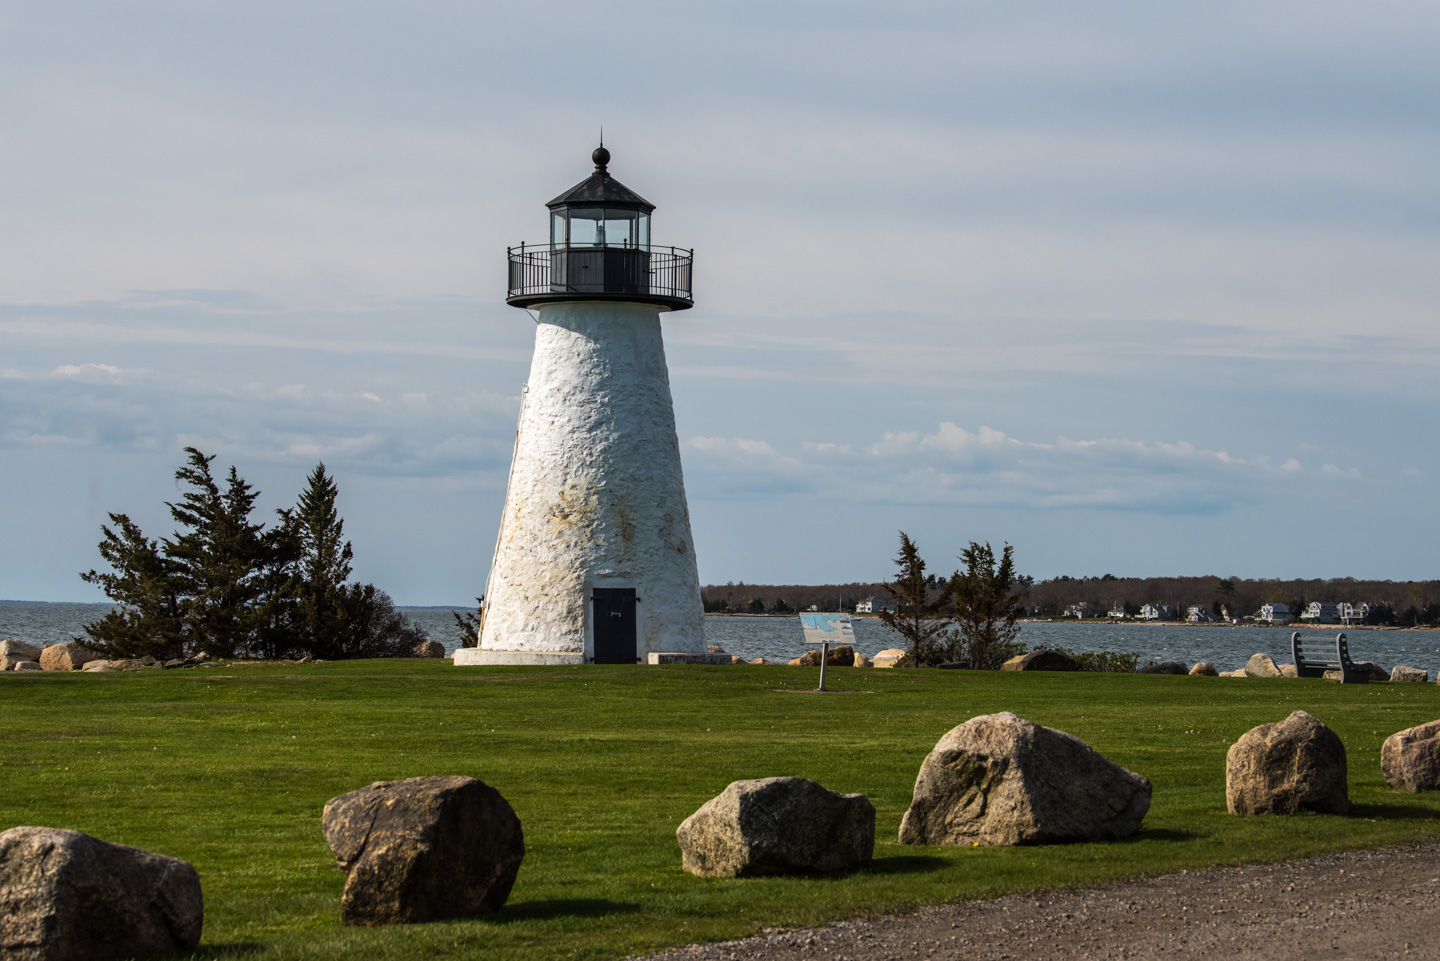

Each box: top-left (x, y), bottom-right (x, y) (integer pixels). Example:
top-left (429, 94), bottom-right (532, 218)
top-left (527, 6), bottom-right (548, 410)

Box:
top-left (545, 146), bottom-right (655, 212)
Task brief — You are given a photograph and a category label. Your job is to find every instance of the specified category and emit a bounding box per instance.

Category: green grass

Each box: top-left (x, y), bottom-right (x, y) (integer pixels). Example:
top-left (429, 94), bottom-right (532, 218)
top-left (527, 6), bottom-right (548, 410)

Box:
top-left (4, 663), bottom-right (1440, 960)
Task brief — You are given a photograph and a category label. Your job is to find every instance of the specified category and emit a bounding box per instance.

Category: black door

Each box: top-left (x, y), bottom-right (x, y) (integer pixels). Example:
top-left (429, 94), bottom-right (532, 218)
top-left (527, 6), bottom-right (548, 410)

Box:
top-left (592, 588), bottom-right (638, 664)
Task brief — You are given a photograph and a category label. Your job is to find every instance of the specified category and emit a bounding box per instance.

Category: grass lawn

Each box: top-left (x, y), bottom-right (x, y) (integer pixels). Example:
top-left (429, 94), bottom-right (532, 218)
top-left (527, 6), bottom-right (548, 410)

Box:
top-left (4, 662), bottom-right (1440, 959)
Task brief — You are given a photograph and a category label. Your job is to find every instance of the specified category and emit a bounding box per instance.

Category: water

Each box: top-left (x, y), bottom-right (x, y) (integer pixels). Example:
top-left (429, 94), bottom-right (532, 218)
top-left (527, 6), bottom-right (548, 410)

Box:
top-left (5, 601), bottom-right (1439, 672)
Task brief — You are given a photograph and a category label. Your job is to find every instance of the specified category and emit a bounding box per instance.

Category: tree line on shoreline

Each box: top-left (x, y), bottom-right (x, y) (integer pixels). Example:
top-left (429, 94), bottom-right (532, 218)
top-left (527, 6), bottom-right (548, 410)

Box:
top-left (81, 448), bottom-right (427, 660)
top-left (703, 573), bottom-right (1440, 627)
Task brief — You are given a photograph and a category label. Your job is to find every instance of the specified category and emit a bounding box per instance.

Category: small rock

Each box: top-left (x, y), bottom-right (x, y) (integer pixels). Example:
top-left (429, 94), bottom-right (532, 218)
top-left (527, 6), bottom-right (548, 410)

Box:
top-left (871, 649), bottom-right (910, 669)
top-left (749, 658), bottom-right (772, 665)
top-left (0, 825), bottom-right (203, 961)
top-left (1279, 663), bottom-right (1298, 678)
top-left (411, 640), bottom-right (446, 659)
top-left (707, 645), bottom-right (726, 654)
top-left (676, 777), bottom-right (874, 877)
top-left (1000, 649), bottom-right (1081, 672)
top-left (852, 652), bottom-right (872, 668)
top-left (81, 660), bottom-right (113, 672)
top-left (1136, 660), bottom-right (1187, 675)
top-left (1382, 720), bottom-right (1440, 791)
top-left (1243, 653), bottom-right (1284, 678)
top-left (38, 641), bottom-right (100, 672)
top-left (1226, 710), bottom-right (1348, 815)
top-left (12, 660), bottom-right (43, 672)
top-left (787, 657), bottom-right (802, 666)
top-left (1189, 662), bottom-right (1219, 676)
top-left (730, 655), bottom-right (747, 665)
top-left (899, 712), bottom-right (1150, 846)
top-left (323, 775), bottom-right (524, 926)
top-left (165, 658), bottom-right (187, 668)
top-left (1391, 665), bottom-right (1429, 683)
top-left (0, 639), bottom-right (41, 661)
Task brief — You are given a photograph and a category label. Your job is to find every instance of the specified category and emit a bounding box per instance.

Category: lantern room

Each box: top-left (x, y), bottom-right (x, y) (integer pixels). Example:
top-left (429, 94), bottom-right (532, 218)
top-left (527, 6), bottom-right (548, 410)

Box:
top-left (506, 146), bottom-right (693, 312)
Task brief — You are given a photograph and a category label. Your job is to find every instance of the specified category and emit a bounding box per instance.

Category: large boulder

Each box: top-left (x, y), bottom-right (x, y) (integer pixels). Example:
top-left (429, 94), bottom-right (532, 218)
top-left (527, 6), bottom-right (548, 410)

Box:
top-left (38, 642), bottom-right (100, 673)
top-left (796, 645), bottom-right (853, 668)
top-left (323, 775), bottom-right (524, 926)
top-left (1226, 711), bottom-right (1348, 815)
top-left (676, 777), bottom-right (874, 877)
top-left (852, 652), bottom-right (872, 668)
top-left (898, 712), bottom-right (1151, 846)
top-left (0, 639), bottom-right (41, 661)
top-left (411, 640), bottom-right (446, 659)
top-left (1136, 660), bottom-right (1187, 675)
top-left (0, 826), bottom-right (203, 961)
top-left (1382, 720), bottom-right (1440, 792)
top-left (1000, 649), bottom-right (1080, 672)
top-left (1390, 665), bottom-right (1428, 683)
top-left (871, 649), bottom-right (910, 669)
top-left (1189, 662), bottom-right (1219, 676)
top-left (1243, 653), bottom-right (1284, 678)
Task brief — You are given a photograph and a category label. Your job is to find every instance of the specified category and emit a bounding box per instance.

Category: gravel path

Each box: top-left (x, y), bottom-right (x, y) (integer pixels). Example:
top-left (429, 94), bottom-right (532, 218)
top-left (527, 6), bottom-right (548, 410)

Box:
top-left (641, 842), bottom-right (1440, 960)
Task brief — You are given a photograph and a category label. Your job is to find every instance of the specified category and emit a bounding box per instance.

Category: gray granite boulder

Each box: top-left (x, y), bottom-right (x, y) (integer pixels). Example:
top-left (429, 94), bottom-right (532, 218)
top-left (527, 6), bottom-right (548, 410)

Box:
top-left (1382, 720), bottom-right (1440, 792)
top-left (38, 642), bottom-right (100, 672)
top-left (411, 640), bottom-right (446, 658)
top-left (898, 712), bottom-right (1150, 846)
top-left (852, 652), bottom-right (872, 668)
top-left (13, 661), bottom-right (43, 672)
top-left (1226, 711), bottom-right (1348, 815)
top-left (871, 649), bottom-right (910, 668)
top-left (1136, 660), bottom-right (1187, 675)
top-left (80, 660), bottom-right (114, 672)
top-left (677, 777), bottom-right (874, 877)
top-left (1189, 662), bottom-right (1219, 676)
top-left (1390, 665), bottom-right (1428, 683)
top-left (1001, 649), bottom-right (1081, 672)
top-left (0, 639), bottom-right (41, 661)
top-left (0, 826), bottom-right (202, 961)
top-left (1243, 653), bottom-right (1284, 678)
top-left (323, 775), bottom-right (524, 926)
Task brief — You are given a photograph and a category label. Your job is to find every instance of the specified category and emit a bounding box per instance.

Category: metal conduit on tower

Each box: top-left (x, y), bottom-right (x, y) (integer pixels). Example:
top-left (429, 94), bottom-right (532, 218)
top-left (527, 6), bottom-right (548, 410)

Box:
top-left (455, 145), bottom-right (706, 666)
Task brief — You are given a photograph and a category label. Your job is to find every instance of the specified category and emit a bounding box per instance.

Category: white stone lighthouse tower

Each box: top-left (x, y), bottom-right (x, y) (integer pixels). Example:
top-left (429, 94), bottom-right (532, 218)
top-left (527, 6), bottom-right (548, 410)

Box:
top-left (454, 146), bottom-right (707, 666)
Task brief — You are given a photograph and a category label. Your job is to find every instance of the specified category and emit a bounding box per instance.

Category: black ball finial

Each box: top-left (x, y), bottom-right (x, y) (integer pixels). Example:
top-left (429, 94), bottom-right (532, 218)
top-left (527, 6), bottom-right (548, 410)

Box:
top-left (592, 145), bottom-right (610, 172)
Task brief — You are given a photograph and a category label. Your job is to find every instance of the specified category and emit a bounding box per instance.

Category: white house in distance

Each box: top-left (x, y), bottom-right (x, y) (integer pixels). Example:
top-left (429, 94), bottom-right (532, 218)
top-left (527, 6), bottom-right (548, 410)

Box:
top-left (1065, 602), bottom-right (1094, 619)
top-left (1258, 603), bottom-right (1292, 625)
top-left (854, 596), bottom-right (892, 615)
top-left (1186, 605), bottom-right (1216, 623)
top-left (1301, 601), bottom-right (1340, 624)
top-left (1340, 602), bottom-right (1374, 625)
top-left (1140, 603), bottom-right (1174, 621)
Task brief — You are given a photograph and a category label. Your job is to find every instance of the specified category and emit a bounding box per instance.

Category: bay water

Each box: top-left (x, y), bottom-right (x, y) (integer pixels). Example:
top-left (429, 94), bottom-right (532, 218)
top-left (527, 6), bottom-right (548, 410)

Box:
top-left (5, 601), bottom-right (1439, 673)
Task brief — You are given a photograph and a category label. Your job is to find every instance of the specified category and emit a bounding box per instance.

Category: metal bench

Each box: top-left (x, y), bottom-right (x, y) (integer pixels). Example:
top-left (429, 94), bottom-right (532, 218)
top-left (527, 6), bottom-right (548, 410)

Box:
top-left (1291, 631), bottom-right (1370, 684)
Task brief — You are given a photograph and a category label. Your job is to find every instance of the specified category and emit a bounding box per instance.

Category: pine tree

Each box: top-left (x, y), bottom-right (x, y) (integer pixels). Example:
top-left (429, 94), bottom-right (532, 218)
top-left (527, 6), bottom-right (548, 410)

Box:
top-left (163, 448), bottom-right (268, 657)
top-left (946, 541), bottom-right (1025, 669)
top-left (80, 513), bottom-right (186, 658)
top-left (289, 462), bottom-right (354, 656)
top-left (877, 532), bottom-right (952, 665)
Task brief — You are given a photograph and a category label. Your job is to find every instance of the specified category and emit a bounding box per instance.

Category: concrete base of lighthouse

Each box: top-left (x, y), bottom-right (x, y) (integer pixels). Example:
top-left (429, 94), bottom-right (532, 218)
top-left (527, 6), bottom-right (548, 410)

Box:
top-left (468, 299), bottom-right (706, 667)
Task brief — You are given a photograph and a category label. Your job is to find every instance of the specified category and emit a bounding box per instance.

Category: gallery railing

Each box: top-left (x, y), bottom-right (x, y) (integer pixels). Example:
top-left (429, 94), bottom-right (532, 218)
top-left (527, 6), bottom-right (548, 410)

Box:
top-left (506, 244), bottom-right (693, 306)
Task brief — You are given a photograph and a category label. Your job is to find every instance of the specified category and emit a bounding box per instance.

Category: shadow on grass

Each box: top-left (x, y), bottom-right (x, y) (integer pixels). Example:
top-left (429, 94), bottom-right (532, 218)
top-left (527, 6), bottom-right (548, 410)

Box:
top-left (190, 945), bottom-right (265, 959)
top-left (1349, 801), bottom-right (1440, 821)
top-left (863, 855), bottom-right (950, 875)
top-left (494, 898), bottom-right (641, 923)
top-left (1117, 828), bottom-right (1204, 843)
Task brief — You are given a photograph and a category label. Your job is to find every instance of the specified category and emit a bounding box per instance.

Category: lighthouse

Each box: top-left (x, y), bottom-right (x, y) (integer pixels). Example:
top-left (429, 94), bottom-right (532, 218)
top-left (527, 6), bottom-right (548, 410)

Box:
top-left (454, 146), bottom-right (709, 666)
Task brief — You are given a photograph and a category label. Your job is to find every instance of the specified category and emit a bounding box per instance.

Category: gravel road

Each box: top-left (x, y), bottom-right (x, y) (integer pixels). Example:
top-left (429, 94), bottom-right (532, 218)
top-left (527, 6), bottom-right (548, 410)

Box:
top-left (641, 842), bottom-right (1440, 960)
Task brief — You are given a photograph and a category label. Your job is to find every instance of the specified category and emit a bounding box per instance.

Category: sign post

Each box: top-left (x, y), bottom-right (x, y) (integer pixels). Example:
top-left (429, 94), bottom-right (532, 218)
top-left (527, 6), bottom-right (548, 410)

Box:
top-left (799, 613), bottom-right (856, 692)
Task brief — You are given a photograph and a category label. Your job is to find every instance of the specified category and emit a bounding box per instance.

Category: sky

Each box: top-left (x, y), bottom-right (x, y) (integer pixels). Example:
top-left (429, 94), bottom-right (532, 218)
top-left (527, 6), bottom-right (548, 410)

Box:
top-left (2, 1), bottom-right (1438, 604)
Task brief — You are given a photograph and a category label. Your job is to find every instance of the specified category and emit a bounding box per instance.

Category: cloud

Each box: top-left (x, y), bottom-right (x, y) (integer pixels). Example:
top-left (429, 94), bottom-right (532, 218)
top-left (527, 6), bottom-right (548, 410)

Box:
top-left (687, 421), bottom-right (1361, 515)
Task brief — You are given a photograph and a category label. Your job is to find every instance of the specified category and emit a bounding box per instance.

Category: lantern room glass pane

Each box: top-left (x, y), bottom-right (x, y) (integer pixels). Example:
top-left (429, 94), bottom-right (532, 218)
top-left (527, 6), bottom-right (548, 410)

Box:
top-left (567, 207), bottom-right (602, 246)
top-left (602, 209), bottom-right (641, 248)
top-left (551, 211), bottom-right (566, 246)
top-left (636, 212), bottom-right (649, 249)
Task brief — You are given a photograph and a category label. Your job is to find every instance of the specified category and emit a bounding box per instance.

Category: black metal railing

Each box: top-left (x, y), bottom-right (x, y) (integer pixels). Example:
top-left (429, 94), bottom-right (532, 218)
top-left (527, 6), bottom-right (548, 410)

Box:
top-left (506, 244), bottom-right (693, 306)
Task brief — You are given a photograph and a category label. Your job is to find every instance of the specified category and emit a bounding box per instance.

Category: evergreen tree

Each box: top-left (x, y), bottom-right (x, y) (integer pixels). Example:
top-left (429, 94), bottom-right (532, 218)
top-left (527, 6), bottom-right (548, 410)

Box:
top-left (877, 532), bottom-right (951, 665)
top-left (943, 541), bottom-right (1025, 669)
top-left (289, 463), bottom-right (354, 655)
top-left (80, 513), bottom-right (186, 658)
top-left (163, 449), bottom-right (268, 657)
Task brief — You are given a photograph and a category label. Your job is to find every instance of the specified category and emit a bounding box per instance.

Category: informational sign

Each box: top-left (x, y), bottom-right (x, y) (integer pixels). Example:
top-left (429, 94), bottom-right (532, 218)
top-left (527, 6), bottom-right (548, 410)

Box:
top-left (800, 613), bottom-right (855, 645)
